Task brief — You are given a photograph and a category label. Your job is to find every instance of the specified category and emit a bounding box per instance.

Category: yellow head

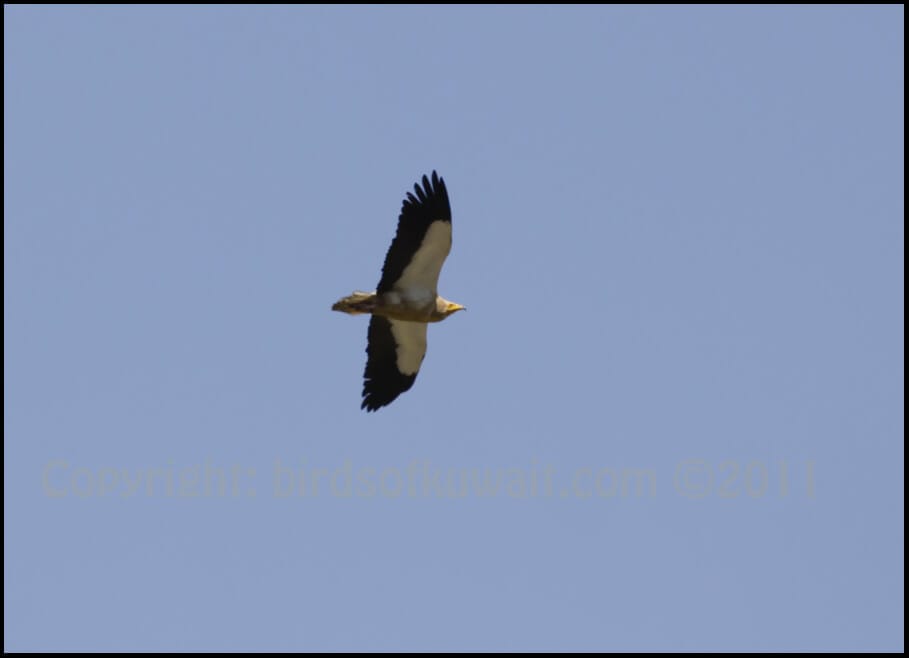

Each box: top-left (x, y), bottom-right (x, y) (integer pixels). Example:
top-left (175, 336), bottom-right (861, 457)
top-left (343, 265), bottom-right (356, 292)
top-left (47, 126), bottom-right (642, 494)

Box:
top-left (434, 298), bottom-right (466, 321)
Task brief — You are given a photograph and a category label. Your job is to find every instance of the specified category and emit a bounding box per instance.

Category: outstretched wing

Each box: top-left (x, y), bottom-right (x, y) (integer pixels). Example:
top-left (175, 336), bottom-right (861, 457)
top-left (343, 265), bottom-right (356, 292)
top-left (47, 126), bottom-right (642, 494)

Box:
top-left (377, 171), bottom-right (452, 296)
top-left (361, 316), bottom-right (428, 412)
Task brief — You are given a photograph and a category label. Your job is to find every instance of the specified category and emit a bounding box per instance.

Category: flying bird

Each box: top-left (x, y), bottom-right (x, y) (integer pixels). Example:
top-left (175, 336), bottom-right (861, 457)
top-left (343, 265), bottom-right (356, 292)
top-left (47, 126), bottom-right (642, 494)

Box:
top-left (332, 171), bottom-right (465, 411)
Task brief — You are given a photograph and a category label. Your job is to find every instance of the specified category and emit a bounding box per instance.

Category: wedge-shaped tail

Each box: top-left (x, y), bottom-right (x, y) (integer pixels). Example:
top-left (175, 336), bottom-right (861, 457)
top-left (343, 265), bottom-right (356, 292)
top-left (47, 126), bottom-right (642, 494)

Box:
top-left (332, 291), bottom-right (377, 315)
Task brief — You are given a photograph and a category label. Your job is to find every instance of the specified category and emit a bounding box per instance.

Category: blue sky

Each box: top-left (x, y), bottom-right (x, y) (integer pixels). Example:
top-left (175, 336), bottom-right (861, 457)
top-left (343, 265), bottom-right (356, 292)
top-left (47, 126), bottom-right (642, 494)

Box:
top-left (4, 5), bottom-right (903, 652)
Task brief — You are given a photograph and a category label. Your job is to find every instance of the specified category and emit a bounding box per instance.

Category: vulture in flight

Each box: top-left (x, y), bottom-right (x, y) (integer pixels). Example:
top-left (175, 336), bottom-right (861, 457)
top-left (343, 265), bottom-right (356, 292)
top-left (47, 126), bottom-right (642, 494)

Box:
top-left (332, 171), bottom-right (465, 411)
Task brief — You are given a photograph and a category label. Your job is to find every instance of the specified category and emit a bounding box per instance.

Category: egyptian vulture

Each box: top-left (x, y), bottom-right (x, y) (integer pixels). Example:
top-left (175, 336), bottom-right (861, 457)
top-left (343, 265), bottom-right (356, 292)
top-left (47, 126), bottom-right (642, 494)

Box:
top-left (332, 171), bottom-right (465, 411)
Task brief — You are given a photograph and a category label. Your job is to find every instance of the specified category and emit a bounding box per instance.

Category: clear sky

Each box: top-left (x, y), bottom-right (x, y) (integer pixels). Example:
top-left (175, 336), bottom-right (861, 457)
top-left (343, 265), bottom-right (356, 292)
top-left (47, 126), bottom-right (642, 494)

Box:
top-left (4, 5), bottom-right (904, 652)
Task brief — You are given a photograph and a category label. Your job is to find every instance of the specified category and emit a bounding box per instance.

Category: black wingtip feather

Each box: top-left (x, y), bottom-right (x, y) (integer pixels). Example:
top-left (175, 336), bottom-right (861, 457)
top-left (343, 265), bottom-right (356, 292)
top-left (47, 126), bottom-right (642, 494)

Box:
top-left (361, 316), bottom-right (418, 412)
top-left (375, 171), bottom-right (452, 294)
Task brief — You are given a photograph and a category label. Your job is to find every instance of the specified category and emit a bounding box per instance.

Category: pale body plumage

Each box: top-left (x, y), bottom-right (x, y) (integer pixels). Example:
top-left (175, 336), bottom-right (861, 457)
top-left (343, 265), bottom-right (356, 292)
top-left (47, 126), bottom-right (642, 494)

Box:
top-left (332, 172), bottom-right (464, 411)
